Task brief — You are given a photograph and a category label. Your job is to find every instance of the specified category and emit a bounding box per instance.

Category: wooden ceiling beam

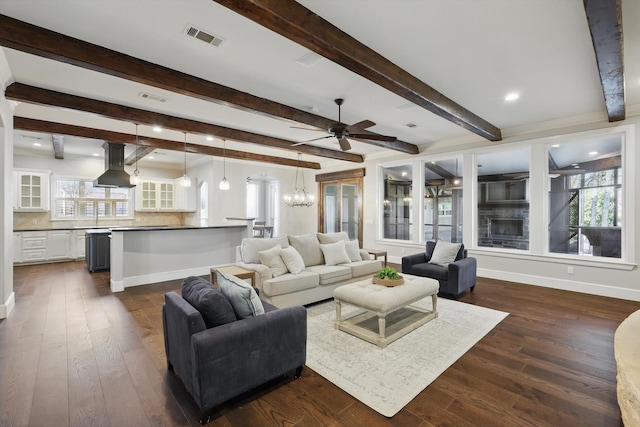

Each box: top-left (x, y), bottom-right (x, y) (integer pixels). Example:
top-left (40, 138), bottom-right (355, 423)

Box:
top-left (0, 14), bottom-right (418, 155)
top-left (583, 0), bottom-right (625, 121)
top-left (124, 146), bottom-right (155, 166)
top-left (51, 134), bottom-right (64, 159)
top-left (212, 0), bottom-right (502, 142)
top-left (6, 83), bottom-right (362, 163)
top-left (14, 117), bottom-right (322, 170)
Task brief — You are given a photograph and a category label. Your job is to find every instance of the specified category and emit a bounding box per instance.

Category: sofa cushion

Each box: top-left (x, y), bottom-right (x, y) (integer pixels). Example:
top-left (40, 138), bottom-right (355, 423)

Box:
top-left (320, 240), bottom-right (351, 266)
top-left (316, 231), bottom-right (349, 244)
top-left (289, 233), bottom-right (324, 266)
top-left (258, 244), bottom-right (288, 277)
top-left (241, 236), bottom-right (289, 264)
top-left (306, 264), bottom-right (352, 285)
top-left (345, 240), bottom-right (362, 262)
top-left (410, 262), bottom-right (448, 281)
top-left (429, 240), bottom-right (462, 266)
top-left (262, 271), bottom-right (319, 297)
top-left (341, 259), bottom-right (382, 277)
top-left (181, 276), bottom-right (237, 328)
top-left (216, 271), bottom-right (265, 319)
top-left (280, 246), bottom-right (305, 274)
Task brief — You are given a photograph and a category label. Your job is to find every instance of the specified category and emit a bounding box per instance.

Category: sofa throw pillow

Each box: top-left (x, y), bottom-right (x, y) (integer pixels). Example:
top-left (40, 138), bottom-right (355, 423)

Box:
top-left (181, 276), bottom-right (237, 328)
top-left (240, 235), bottom-right (289, 264)
top-left (279, 246), bottom-right (305, 274)
top-left (345, 240), bottom-right (362, 262)
top-left (288, 233), bottom-right (324, 266)
top-left (258, 244), bottom-right (288, 277)
top-left (215, 271), bottom-right (265, 319)
top-left (320, 240), bottom-right (351, 266)
top-left (429, 240), bottom-right (462, 266)
top-left (316, 231), bottom-right (349, 244)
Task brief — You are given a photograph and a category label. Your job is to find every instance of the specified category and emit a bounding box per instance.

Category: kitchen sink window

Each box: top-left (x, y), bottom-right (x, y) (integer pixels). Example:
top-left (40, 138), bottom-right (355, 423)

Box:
top-left (53, 178), bottom-right (132, 220)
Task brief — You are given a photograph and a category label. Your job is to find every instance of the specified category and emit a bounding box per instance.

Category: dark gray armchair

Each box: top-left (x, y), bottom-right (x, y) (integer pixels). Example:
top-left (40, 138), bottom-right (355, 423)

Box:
top-left (162, 289), bottom-right (307, 423)
top-left (401, 241), bottom-right (477, 298)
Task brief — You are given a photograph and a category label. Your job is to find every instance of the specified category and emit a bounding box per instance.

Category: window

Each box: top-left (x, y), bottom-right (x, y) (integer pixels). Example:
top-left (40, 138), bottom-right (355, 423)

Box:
top-left (548, 136), bottom-right (622, 258)
top-left (53, 178), bottom-right (132, 220)
top-left (247, 177), bottom-right (279, 236)
top-left (317, 168), bottom-right (364, 247)
top-left (424, 157), bottom-right (463, 243)
top-left (477, 148), bottom-right (530, 251)
top-left (382, 165), bottom-right (412, 241)
top-left (199, 182), bottom-right (208, 227)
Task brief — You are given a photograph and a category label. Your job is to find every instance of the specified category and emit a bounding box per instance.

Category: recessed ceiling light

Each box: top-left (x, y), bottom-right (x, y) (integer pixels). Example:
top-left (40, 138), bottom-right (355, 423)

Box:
top-left (401, 171), bottom-right (407, 177)
top-left (588, 151), bottom-right (598, 156)
top-left (92, 153), bottom-right (100, 157)
top-left (32, 142), bottom-right (41, 147)
top-left (206, 136), bottom-right (213, 141)
top-left (148, 156), bottom-right (155, 160)
top-left (153, 126), bottom-right (163, 133)
top-left (505, 92), bottom-right (520, 102)
top-left (551, 144), bottom-right (560, 148)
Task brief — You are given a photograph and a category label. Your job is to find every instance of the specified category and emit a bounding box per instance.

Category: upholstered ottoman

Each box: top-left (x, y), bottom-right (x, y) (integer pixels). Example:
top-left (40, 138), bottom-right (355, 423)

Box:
top-left (333, 274), bottom-right (439, 348)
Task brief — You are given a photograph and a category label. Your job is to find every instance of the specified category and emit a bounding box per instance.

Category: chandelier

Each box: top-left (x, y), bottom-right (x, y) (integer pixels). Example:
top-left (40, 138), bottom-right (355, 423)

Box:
top-left (284, 154), bottom-right (315, 207)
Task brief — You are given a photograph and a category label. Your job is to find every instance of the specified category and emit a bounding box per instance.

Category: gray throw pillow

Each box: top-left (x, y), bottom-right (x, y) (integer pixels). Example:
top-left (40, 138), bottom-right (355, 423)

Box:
top-left (181, 276), bottom-right (237, 328)
top-left (216, 271), bottom-right (265, 319)
top-left (429, 240), bottom-right (462, 266)
top-left (316, 231), bottom-right (349, 244)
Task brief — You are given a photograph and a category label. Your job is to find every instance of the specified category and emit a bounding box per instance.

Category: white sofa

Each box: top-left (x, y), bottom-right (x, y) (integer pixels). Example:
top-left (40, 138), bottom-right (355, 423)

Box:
top-left (237, 232), bottom-right (382, 307)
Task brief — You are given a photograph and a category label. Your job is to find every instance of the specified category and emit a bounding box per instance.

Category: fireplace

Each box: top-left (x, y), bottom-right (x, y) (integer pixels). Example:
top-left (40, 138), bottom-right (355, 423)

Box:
top-left (489, 218), bottom-right (525, 237)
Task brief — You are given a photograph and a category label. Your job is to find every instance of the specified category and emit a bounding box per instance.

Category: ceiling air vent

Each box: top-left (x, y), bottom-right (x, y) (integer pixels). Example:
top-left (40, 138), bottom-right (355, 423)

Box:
top-left (185, 24), bottom-right (224, 47)
top-left (138, 92), bottom-right (167, 103)
top-left (296, 51), bottom-right (323, 67)
top-left (405, 122), bottom-right (418, 128)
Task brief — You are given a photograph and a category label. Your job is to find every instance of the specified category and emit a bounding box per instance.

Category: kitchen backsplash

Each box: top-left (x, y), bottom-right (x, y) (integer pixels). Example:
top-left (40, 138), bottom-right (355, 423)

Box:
top-left (14, 211), bottom-right (186, 230)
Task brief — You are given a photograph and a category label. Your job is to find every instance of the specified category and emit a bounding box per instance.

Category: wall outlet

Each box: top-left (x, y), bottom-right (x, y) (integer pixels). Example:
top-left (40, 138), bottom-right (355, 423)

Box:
top-left (567, 266), bottom-right (574, 274)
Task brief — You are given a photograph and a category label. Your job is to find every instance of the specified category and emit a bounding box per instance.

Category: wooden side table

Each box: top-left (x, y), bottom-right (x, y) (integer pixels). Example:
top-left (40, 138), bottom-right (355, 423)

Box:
top-left (210, 265), bottom-right (256, 287)
top-left (367, 249), bottom-right (388, 267)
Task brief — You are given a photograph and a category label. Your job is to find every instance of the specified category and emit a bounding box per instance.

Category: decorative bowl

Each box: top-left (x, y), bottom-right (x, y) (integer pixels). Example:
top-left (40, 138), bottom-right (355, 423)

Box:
top-left (372, 275), bottom-right (404, 287)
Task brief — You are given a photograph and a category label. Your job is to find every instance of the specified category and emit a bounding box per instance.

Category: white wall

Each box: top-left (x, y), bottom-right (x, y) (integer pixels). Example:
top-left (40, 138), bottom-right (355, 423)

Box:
top-left (0, 50), bottom-right (15, 318)
top-left (188, 156), bottom-right (317, 236)
top-left (320, 114), bottom-right (640, 302)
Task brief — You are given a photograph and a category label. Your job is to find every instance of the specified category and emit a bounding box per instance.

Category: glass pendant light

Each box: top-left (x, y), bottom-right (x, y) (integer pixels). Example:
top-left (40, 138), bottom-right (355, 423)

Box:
top-left (181, 132), bottom-right (192, 188)
top-left (130, 123), bottom-right (143, 185)
top-left (219, 139), bottom-right (230, 191)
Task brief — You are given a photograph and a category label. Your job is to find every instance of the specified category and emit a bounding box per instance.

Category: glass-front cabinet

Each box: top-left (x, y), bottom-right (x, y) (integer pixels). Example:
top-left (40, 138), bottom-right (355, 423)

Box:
top-left (14, 169), bottom-right (50, 211)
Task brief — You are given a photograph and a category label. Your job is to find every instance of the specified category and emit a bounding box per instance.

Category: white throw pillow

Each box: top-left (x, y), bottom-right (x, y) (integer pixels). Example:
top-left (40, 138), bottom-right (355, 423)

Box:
top-left (429, 240), bottom-right (462, 266)
top-left (316, 231), bottom-right (349, 244)
top-left (280, 246), bottom-right (305, 274)
top-left (320, 240), bottom-right (351, 266)
top-left (240, 236), bottom-right (289, 264)
top-left (258, 244), bottom-right (288, 277)
top-left (344, 240), bottom-right (362, 262)
top-left (216, 271), bottom-right (265, 319)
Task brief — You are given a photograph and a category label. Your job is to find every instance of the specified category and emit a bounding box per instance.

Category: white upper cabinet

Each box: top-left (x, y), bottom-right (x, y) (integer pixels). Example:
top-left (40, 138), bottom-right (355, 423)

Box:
top-left (14, 169), bottom-right (51, 211)
top-left (135, 178), bottom-right (194, 212)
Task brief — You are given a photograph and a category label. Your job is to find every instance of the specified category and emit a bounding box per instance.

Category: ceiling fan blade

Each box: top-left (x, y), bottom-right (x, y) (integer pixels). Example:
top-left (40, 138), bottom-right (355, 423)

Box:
top-left (346, 120), bottom-right (375, 133)
top-left (349, 133), bottom-right (397, 142)
top-left (291, 135), bottom-right (333, 146)
top-left (338, 137), bottom-right (351, 151)
top-left (290, 125), bottom-right (324, 131)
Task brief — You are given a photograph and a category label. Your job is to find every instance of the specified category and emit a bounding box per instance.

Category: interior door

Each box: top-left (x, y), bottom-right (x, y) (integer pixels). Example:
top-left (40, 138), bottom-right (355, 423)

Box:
top-left (317, 168), bottom-right (364, 248)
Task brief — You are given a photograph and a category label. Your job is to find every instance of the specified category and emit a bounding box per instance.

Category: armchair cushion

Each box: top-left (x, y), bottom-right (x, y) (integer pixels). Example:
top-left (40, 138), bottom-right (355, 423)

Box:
top-left (181, 276), bottom-right (236, 328)
top-left (409, 262), bottom-right (449, 281)
top-left (429, 240), bottom-right (463, 266)
top-left (216, 271), bottom-right (265, 319)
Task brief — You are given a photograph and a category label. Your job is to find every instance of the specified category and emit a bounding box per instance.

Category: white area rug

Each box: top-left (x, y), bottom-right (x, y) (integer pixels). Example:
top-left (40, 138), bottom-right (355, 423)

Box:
top-left (305, 297), bottom-right (509, 417)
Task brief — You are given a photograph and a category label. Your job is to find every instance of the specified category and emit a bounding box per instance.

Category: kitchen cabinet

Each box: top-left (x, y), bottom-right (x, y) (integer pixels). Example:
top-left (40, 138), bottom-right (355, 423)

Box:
top-left (13, 233), bottom-right (21, 263)
top-left (14, 170), bottom-right (50, 211)
top-left (73, 230), bottom-right (86, 259)
top-left (135, 178), bottom-right (194, 211)
top-left (85, 230), bottom-right (111, 272)
top-left (21, 231), bottom-right (47, 262)
top-left (47, 230), bottom-right (71, 260)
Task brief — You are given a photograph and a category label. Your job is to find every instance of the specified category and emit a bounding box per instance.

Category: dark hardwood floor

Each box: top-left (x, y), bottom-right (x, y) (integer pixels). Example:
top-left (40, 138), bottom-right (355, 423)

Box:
top-left (1, 261), bottom-right (639, 426)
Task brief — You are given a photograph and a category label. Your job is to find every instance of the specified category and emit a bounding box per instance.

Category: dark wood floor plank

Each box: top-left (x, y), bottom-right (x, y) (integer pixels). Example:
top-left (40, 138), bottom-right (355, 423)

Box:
top-left (2, 261), bottom-right (639, 426)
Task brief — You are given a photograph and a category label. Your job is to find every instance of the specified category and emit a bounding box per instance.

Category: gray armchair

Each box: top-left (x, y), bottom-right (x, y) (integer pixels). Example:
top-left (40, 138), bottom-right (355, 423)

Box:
top-left (402, 241), bottom-right (476, 298)
top-left (162, 286), bottom-right (307, 423)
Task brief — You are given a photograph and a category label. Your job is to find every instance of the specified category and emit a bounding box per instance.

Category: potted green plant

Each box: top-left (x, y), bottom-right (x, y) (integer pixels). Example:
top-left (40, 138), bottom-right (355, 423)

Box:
top-left (373, 266), bottom-right (404, 286)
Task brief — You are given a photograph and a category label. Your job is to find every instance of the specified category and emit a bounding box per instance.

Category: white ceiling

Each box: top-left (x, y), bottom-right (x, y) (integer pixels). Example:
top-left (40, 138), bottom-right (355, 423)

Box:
top-left (1, 0), bottom-right (639, 172)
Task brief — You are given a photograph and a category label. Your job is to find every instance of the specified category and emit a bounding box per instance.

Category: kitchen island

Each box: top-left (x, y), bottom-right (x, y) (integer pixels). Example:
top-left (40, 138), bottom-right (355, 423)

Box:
top-left (109, 224), bottom-right (248, 292)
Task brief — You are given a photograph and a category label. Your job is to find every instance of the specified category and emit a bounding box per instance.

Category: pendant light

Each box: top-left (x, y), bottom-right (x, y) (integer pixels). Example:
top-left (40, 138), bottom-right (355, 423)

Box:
top-left (181, 132), bottom-right (192, 188)
top-left (219, 139), bottom-right (230, 191)
top-left (284, 153), bottom-right (315, 207)
top-left (130, 123), bottom-right (142, 185)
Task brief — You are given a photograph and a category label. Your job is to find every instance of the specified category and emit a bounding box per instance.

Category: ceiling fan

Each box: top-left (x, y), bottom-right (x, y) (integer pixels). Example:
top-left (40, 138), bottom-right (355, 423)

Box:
top-left (293, 98), bottom-right (397, 151)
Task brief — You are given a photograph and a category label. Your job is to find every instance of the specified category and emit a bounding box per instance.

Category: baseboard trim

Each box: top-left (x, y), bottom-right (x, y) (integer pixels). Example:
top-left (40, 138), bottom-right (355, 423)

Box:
top-left (479, 268), bottom-right (640, 302)
top-left (0, 292), bottom-right (15, 319)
